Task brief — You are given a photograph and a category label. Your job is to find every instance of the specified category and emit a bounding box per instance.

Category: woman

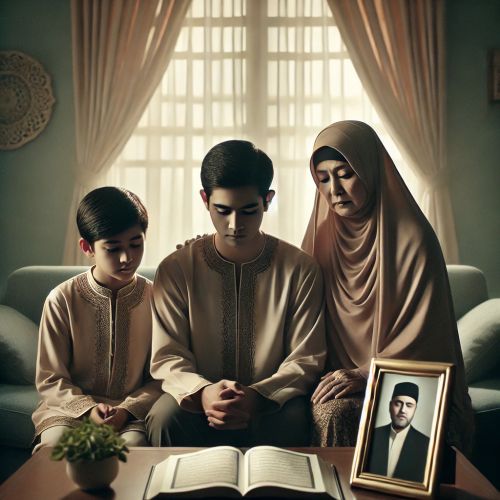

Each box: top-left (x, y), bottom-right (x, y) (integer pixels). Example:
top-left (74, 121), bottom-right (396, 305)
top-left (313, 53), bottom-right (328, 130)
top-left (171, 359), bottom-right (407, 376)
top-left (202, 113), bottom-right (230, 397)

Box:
top-left (303, 120), bottom-right (473, 452)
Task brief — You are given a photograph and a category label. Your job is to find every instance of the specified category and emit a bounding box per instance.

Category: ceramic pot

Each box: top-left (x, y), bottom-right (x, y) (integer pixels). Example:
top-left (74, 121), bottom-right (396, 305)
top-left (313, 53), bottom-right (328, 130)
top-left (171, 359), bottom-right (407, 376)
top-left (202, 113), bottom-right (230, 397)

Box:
top-left (66, 456), bottom-right (119, 490)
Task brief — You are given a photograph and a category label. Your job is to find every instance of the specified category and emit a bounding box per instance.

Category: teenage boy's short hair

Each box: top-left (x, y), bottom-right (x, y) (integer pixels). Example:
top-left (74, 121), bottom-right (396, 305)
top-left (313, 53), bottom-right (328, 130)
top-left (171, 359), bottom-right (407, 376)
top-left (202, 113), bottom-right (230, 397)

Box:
top-left (77, 187), bottom-right (148, 244)
top-left (200, 140), bottom-right (274, 200)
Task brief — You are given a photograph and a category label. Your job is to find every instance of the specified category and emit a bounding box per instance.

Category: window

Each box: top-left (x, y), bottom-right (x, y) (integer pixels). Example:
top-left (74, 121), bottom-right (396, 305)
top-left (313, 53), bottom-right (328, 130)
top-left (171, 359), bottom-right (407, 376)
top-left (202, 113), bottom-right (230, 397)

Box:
top-left (109, 0), bottom-right (418, 265)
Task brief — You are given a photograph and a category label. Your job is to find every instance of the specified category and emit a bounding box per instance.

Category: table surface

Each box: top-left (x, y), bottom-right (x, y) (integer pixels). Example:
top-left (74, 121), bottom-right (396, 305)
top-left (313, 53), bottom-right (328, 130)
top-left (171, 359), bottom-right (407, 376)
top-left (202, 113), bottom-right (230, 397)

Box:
top-left (0, 447), bottom-right (498, 500)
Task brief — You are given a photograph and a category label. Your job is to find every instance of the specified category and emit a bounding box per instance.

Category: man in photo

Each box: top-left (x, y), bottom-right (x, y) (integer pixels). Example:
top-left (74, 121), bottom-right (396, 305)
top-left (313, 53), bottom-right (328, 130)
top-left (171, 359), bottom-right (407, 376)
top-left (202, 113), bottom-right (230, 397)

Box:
top-left (367, 381), bottom-right (430, 482)
top-left (146, 139), bottom-right (327, 447)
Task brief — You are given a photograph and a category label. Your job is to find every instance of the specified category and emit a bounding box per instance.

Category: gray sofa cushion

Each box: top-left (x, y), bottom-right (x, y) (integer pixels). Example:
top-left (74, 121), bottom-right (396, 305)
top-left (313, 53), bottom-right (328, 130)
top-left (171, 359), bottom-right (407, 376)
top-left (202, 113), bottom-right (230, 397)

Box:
top-left (0, 305), bottom-right (38, 384)
top-left (2, 266), bottom-right (88, 324)
top-left (458, 299), bottom-right (500, 384)
top-left (0, 384), bottom-right (39, 448)
top-left (468, 379), bottom-right (500, 413)
top-left (2, 266), bottom-right (157, 324)
top-left (447, 265), bottom-right (489, 321)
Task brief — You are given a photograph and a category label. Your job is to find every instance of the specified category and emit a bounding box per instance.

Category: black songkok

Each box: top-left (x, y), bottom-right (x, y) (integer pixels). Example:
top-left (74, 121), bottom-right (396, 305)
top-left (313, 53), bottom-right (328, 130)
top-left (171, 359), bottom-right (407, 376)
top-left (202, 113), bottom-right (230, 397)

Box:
top-left (392, 382), bottom-right (419, 403)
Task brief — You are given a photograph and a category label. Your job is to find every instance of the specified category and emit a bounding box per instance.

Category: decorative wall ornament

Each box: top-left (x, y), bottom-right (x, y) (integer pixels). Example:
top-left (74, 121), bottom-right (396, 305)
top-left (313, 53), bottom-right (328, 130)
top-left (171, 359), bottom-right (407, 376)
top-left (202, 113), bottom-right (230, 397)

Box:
top-left (0, 51), bottom-right (55, 150)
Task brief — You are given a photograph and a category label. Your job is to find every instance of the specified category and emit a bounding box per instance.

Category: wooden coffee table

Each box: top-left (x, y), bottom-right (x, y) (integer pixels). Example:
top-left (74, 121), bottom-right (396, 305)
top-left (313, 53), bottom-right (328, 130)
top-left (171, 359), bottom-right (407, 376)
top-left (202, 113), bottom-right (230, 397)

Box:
top-left (0, 447), bottom-right (497, 499)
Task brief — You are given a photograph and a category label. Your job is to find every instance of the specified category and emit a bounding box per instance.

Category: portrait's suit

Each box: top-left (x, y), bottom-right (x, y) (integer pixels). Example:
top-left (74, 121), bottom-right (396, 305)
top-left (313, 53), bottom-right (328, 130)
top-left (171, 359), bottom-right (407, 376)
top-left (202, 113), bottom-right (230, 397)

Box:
top-left (367, 424), bottom-right (430, 482)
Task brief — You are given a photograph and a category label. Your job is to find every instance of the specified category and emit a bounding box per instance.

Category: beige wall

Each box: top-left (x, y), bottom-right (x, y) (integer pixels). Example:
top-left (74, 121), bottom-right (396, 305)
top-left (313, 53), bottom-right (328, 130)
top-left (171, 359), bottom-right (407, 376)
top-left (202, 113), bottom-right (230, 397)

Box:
top-left (1, 0), bottom-right (499, 297)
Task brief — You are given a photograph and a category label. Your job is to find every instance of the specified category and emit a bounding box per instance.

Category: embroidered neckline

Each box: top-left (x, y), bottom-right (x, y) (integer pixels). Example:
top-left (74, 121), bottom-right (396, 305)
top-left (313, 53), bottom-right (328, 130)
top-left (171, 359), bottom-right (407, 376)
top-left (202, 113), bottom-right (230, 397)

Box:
top-left (76, 272), bottom-right (146, 399)
top-left (86, 267), bottom-right (138, 298)
top-left (111, 278), bottom-right (146, 399)
top-left (207, 233), bottom-right (271, 267)
top-left (202, 234), bottom-right (278, 384)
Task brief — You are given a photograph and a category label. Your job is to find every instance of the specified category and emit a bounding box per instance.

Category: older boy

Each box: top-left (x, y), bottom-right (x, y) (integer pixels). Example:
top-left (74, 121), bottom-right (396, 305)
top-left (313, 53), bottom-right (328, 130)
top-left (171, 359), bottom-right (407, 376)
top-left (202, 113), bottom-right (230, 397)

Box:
top-left (147, 140), bottom-right (326, 446)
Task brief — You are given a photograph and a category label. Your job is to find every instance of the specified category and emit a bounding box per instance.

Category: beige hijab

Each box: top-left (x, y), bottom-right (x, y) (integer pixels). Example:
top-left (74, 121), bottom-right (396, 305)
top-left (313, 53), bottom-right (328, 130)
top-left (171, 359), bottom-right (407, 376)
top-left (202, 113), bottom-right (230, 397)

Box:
top-left (302, 120), bottom-right (473, 451)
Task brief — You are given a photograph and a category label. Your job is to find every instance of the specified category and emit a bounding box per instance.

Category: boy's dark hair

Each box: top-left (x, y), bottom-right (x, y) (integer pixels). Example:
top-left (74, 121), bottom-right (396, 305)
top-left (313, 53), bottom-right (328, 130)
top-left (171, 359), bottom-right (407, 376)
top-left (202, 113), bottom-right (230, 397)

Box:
top-left (77, 187), bottom-right (148, 244)
top-left (200, 140), bottom-right (274, 200)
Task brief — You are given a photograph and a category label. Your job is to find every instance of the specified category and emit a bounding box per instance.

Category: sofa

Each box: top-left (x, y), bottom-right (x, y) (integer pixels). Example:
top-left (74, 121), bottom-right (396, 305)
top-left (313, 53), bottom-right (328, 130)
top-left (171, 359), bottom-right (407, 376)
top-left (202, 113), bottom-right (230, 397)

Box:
top-left (1, 265), bottom-right (499, 485)
top-left (447, 265), bottom-right (500, 487)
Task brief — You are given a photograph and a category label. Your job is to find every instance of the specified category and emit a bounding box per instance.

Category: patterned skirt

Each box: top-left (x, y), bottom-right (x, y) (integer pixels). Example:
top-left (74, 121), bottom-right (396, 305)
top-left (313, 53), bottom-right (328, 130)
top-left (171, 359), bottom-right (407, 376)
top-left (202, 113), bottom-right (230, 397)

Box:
top-left (311, 397), bottom-right (364, 447)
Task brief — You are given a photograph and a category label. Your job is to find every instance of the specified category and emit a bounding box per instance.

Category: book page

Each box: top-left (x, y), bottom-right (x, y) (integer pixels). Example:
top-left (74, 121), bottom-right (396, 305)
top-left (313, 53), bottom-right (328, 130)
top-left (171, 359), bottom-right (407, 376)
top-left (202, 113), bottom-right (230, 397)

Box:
top-left (245, 446), bottom-right (323, 491)
top-left (166, 447), bottom-right (241, 490)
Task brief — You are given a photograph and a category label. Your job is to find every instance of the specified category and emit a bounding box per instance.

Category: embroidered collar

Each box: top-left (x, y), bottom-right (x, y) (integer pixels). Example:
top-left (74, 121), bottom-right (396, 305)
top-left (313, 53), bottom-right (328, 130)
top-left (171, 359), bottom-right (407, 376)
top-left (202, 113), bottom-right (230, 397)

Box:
top-left (203, 233), bottom-right (278, 271)
top-left (202, 233), bottom-right (278, 385)
top-left (86, 267), bottom-right (137, 299)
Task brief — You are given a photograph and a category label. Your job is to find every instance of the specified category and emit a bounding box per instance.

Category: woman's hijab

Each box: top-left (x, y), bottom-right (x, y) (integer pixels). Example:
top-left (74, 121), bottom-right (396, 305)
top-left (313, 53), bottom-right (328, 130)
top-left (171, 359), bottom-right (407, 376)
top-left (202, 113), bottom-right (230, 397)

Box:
top-left (302, 120), bottom-right (473, 451)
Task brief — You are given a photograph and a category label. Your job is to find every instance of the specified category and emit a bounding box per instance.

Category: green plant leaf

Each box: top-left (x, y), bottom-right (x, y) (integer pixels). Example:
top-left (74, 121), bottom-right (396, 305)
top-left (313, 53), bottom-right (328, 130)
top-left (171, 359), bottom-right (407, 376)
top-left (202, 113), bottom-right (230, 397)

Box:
top-left (49, 417), bottom-right (130, 463)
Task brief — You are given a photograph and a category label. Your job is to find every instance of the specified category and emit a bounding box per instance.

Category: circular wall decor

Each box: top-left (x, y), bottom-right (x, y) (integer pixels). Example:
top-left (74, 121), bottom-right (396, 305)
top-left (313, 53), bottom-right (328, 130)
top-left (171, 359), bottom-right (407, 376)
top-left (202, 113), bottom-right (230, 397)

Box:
top-left (0, 51), bottom-right (56, 150)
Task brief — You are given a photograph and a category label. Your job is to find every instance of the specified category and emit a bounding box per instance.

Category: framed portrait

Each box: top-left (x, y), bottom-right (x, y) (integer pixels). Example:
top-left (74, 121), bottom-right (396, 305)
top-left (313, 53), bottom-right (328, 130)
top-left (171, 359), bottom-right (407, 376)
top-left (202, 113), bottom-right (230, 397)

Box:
top-left (350, 358), bottom-right (453, 498)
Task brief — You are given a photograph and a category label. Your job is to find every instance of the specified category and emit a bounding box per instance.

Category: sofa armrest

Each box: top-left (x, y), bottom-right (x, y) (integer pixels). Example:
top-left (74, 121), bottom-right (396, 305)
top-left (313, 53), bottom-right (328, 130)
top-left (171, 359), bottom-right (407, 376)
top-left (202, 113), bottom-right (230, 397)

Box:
top-left (458, 298), bottom-right (500, 384)
top-left (0, 305), bottom-right (38, 384)
top-left (2, 265), bottom-right (157, 324)
top-left (2, 266), bottom-right (88, 324)
top-left (447, 265), bottom-right (489, 320)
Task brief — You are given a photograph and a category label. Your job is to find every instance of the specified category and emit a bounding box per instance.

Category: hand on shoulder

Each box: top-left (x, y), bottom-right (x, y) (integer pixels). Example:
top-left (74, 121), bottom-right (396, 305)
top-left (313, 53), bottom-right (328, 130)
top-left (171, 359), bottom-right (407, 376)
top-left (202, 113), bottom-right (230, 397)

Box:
top-left (175, 234), bottom-right (207, 250)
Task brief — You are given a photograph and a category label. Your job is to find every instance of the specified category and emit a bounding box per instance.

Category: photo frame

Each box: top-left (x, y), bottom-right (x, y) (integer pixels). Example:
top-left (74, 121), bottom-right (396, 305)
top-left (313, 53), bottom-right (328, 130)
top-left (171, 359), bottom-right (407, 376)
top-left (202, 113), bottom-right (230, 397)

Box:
top-left (350, 358), bottom-right (453, 498)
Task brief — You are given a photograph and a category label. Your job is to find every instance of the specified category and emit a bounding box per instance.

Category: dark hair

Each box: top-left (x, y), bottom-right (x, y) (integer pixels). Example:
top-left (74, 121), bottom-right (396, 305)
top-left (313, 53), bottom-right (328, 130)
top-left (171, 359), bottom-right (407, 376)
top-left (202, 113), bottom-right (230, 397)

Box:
top-left (200, 140), bottom-right (274, 200)
top-left (312, 146), bottom-right (346, 167)
top-left (76, 187), bottom-right (148, 244)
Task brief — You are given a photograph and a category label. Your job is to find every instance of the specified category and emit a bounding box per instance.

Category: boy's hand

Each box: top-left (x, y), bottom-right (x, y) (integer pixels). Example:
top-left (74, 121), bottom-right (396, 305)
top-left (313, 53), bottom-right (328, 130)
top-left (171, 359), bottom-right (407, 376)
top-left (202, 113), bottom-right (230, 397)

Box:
top-left (202, 380), bottom-right (249, 430)
top-left (89, 403), bottom-right (115, 424)
top-left (89, 404), bottom-right (130, 432)
top-left (221, 384), bottom-right (266, 416)
top-left (103, 407), bottom-right (131, 432)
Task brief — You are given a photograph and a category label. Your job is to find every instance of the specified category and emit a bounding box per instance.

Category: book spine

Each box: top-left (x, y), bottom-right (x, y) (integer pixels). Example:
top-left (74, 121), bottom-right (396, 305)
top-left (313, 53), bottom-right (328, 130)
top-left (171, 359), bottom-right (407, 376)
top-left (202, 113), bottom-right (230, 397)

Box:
top-left (143, 464), bottom-right (156, 500)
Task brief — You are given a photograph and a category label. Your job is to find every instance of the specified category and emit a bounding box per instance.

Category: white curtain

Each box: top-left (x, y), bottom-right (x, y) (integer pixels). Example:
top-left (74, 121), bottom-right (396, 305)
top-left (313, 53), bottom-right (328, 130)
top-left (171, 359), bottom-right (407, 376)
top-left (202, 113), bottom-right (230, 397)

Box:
top-left (327, 0), bottom-right (459, 263)
top-left (64, 0), bottom-right (191, 264)
top-left (109, 0), bottom-right (417, 266)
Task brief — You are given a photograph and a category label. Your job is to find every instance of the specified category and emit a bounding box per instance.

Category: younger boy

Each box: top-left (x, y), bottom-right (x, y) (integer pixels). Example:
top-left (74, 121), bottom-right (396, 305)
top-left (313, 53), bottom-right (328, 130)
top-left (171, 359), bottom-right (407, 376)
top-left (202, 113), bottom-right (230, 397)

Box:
top-left (32, 187), bottom-right (161, 449)
top-left (147, 140), bottom-right (326, 446)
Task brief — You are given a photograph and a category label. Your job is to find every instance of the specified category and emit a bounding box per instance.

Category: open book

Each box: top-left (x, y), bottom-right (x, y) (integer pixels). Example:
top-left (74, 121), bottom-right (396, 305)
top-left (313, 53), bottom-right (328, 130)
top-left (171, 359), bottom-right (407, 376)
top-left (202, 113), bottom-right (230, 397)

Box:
top-left (144, 446), bottom-right (344, 499)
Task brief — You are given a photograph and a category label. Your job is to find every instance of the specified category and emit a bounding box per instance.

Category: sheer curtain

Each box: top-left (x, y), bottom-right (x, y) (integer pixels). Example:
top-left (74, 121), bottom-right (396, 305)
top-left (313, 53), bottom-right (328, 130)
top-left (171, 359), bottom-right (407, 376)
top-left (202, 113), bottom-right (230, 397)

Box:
top-left (64, 0), bottom-right (190, 264)
top-left (109, 0), bottom-right (417, 266)
top-left (327, 0), bottom-right (459, 262)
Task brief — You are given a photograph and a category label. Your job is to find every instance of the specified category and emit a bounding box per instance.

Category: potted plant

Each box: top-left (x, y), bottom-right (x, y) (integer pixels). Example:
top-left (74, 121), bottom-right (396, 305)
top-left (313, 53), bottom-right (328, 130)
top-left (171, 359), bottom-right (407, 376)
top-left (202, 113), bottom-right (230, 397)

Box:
top-left (51, 417), bottom-right (129, 490)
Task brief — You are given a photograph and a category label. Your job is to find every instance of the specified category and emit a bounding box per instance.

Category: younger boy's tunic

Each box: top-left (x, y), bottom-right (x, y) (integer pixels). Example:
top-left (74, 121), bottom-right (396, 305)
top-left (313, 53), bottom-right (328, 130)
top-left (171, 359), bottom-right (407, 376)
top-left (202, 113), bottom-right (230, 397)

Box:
top-left (32, 270), bottom-right (161, 436)
top-left (150, 234), bottom-right (326, 411)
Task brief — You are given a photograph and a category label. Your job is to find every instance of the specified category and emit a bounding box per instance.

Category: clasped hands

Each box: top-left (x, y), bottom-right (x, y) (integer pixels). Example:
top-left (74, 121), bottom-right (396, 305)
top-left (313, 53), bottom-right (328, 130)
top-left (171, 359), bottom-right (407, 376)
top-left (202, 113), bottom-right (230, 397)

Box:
top-left (201, 379), bottom-right (261, 430)
top-left (311, 368), bottom-right (366, 404)
top-left (89, 403), bottom-right (130, 431)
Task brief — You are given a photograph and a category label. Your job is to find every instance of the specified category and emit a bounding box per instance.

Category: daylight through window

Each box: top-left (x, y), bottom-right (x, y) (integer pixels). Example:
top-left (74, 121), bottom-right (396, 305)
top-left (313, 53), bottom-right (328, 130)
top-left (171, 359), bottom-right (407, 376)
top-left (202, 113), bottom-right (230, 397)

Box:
top-left (109, 0), bottom-right (417, 265)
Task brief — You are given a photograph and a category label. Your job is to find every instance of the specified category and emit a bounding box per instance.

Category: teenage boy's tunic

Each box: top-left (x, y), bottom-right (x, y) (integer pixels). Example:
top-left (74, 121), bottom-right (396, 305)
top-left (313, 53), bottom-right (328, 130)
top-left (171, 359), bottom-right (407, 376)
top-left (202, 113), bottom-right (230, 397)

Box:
top-left (32, 270), bottom-right (161, 437)
top-left (150, 234), bottom-right (326, 415)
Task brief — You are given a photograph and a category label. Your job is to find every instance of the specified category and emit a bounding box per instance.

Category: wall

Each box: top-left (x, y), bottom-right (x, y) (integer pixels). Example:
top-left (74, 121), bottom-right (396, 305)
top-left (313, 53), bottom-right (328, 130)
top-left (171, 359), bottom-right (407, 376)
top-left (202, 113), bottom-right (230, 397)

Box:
top-left (447, 0), bottom-right (500, 296)
top-left (0, 0), bottom-right (75, 298)
top-left (0, 0), bottom-right (499, 297)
